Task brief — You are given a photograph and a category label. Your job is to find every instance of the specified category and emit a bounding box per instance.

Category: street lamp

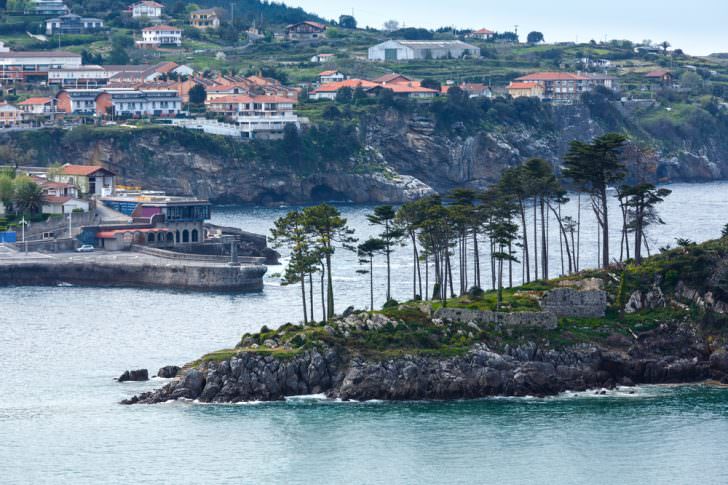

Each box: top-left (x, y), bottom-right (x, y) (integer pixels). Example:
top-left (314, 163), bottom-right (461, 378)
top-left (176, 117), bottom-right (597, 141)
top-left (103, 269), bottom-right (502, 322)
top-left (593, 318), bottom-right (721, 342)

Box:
top-left (19, 215), bottom-right (28, 254)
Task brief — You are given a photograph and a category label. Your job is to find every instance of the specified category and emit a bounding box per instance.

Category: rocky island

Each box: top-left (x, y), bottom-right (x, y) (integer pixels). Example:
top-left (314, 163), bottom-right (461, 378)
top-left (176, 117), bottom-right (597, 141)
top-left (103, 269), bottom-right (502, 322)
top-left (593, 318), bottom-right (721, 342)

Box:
top-left (124, 236), bottom-right (728, 404)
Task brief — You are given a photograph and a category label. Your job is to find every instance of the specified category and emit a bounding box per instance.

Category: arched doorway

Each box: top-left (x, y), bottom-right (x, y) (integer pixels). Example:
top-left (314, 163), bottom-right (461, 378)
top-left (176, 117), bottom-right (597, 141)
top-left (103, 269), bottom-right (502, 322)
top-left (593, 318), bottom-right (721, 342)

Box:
top-left (147, 233), bottom-right (156, 243)
top-left (157, 233), bottom-right (164, 242)
top-left (191, 229), bottom-right (199, 242)
top-left (166, 232), bottom-right (174, 242)
top-left (175, 230), bottom-right (180, 243)
top-left (182, 229), bottom-right (189, 243)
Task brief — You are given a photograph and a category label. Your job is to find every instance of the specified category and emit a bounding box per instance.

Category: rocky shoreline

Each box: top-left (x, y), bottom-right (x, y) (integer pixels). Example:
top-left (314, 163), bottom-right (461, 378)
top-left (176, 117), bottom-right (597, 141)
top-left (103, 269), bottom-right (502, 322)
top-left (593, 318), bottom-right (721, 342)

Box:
top-left (123, 320), bottom-right (728, 405)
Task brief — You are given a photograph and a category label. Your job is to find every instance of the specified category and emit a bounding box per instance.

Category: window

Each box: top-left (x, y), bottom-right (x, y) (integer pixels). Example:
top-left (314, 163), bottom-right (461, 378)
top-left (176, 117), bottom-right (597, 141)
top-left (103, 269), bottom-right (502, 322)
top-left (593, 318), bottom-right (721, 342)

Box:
top-left (384, 49), bottom-right (398, 61)
top-left (182, 230), bottom-right (189, 243)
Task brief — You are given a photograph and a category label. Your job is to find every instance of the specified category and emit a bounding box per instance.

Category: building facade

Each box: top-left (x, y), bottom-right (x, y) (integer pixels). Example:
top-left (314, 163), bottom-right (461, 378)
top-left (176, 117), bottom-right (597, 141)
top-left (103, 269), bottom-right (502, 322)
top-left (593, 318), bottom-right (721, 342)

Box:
top-left (0, 51), bottom-right (82, 82)
top-left (0, 103), bottom-right (21, 126)
top-left (50, 165), bottom-right (116, 197)
top-left (368, 40), bottom-right (480, 61)
top-left (467, 28), bottom-right (495, 40)
top-left (206, 95), bottom-right (299, 139)
top-left (18, 97), bottom-right (54, 115)
top-left (31, 0), bottom-right (69, 15)
top-left (285, 21), bottom-right (327, 40)
top-left (513, 72), bottom-right (591, 102)
top-left (45, 14), bottom-right (104, 35)
top-left (48, 65), bottom-right (110, 87)
top-left (130, 1), bottom-right (163, 18)
top-left (137, 25), bottom-right (182, 47)
top-left (190, 9), bottom-right (221, 30)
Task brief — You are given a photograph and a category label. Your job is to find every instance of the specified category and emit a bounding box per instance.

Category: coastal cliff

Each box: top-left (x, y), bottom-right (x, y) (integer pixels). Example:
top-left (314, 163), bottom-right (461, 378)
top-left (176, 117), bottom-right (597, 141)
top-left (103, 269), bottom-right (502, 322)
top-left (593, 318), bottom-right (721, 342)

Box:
top-left (124, 237), bottom-right (728, 404)
top-left (4, 99), bottom-right (728, 204)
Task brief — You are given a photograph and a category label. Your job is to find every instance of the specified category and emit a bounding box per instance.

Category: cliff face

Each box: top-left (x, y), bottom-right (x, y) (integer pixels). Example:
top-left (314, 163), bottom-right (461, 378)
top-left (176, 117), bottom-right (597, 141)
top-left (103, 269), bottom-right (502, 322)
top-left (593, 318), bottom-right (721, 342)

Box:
top-left (3, 102), bottom-right (727, 204)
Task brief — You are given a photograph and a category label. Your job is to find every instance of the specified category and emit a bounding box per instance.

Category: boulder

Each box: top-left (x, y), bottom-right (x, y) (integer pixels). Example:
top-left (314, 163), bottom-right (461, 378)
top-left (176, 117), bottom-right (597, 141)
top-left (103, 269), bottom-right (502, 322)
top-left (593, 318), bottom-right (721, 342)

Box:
top-left (157, 365), bottom-right (180, 379)
top-left (118, 369), bottom-right (149, 382)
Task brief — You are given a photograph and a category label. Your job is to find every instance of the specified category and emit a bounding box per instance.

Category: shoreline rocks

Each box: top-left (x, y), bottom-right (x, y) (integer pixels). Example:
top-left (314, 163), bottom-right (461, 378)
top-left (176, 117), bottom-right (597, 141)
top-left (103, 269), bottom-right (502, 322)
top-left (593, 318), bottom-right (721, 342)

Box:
top-left (118, 369), bottom-right (149, 382)
top-left (122, 322), bottom-right (722, 405)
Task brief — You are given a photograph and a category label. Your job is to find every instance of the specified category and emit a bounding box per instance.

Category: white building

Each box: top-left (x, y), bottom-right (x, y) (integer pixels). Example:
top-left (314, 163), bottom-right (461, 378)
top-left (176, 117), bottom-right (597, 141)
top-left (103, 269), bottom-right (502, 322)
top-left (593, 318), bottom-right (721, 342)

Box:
top-left (31, 0), bottom-right (70, 15)
top-left (130, 1), bottom-right (163, 19)
top-left (318, 70), bottom-right (345, 84)
top-left (42, 196), bottom-right (89, 215)
top-left (136, 25), bottom-right (182, 47)
top-left (56, 88), bottom-right (182, 117)
top-left (368, 40), bottom-right (480, 61)
top-left (0, 51), bottom-right (82, 82)
top-left (48, 65), bottom-right (111, 87)
top-left (205, 95), bottom-right (300, 139)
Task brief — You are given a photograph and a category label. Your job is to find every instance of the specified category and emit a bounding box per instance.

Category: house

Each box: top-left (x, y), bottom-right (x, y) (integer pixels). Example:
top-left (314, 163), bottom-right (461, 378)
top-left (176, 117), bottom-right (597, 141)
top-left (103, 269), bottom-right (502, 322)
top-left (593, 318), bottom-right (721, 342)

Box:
top-left (443, 82), bottom-right (492, 98)
top-left (45, 14), bottom-right (104, 35)
top-left (645, 69), bottom-right (673, 86)
top-left (130, 1), bottom-right (163, 19)
top-left (310, 53), bottom-right (335, 63)
top-left (369, 83), bottom-right (439, 99)
top-left (31, 0), bottom-right (69, 15)
top-left (308, 79), bottom-right (379, 100)
top-left (507, 81), bottom-right (546, 99)
top-left (105, 62), bottom-right (178, 84)
top-left (286, 21), bottom-right (327, 40)
top-left (48, 65), bottom-right (111, 87)
top-left (190, 9), bottom-right (222, 30)
top-left (18, 97), bottom-right (54, 115)
top-left (172, 65), bottom-right (195, 77)
top-left (136, 25), bottom-right (182, 47)
top-left (205, 95), bottom-right (299, 139)
top-left (0, 51), bottom-right (82, 82)
top-left (368, 40), bottom-right (480, 61)
top-left (513, 72), bottom-right (591, 101)
top-left (42, 196), bottom-right (89, 215)
top-left (467, 28), bottom-right (495, 40)
top-left (0, 103), bottom-right (21, 126)
top-left (37, 178), bottom-right (78, 198)
top-left (50, 164), bottom-right (116, 197)
top-left (56, 88), bottom-right (182, 117)
top-left (318, 70), bottom-right (345, 84)
top-left (585, 73), bottom-right (619, 91)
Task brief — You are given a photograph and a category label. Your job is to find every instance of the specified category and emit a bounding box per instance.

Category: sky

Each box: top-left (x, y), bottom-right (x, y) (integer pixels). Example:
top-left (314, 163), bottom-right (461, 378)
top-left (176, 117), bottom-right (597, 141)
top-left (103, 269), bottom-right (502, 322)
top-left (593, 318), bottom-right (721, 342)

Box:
top-left (284, 0), bottom-right (727, 56)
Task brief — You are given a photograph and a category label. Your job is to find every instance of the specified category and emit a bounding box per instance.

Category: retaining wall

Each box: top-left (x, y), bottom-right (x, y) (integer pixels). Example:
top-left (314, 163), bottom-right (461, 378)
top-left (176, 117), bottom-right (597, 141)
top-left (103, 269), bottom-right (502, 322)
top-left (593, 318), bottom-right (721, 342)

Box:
top-left (540, 288), bottom-right (608, 317)
top-left (435, 308), bottom-right (558, 330)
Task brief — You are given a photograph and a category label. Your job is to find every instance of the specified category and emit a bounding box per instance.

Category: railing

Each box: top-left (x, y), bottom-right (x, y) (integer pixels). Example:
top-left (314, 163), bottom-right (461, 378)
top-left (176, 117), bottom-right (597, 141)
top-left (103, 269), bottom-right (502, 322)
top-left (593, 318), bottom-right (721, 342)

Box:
top-left (131, 244), bottom-right (266, 264)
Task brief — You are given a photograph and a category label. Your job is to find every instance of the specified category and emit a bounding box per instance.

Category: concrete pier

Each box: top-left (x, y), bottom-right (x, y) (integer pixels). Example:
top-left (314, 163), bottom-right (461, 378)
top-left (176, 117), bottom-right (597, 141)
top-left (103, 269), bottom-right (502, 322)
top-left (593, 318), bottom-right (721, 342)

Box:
top-left (0, 248), bottom-right (266, 292)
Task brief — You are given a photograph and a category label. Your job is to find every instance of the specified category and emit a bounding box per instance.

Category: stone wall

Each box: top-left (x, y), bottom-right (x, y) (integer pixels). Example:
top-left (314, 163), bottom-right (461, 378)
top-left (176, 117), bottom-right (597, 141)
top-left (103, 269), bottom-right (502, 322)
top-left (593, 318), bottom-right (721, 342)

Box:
top-left (131, 245), bottom-right (266, 264)
top-left (435, 308), bottom-right (557, 330)
top-left (0, 260), bottom-right (266, 292)
top-left (540, 288), bottom-right (607, 318)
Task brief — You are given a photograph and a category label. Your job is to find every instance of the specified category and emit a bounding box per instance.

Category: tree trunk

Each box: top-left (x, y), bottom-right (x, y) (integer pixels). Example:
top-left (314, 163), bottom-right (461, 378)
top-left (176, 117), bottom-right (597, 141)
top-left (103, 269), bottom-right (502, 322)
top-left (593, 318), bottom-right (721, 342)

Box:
top-left (601, 187), bottom-right (609, 268)
top-left (309, 272), bottom-right (314, 322)
top-left (370, 256), bottom-right (374, 310)
top-left (540, 197), bottom-right (547, 280)
top-left (320, 263), bottom-right (326, 323)
top-left (300, 271), bottom-right (308, 324)
top-left (520, 203), bottom-right (530, 283)
top-left (533, 200), bottom-right (538, 280)
top-left (325, 251), bottom-right (334, 318)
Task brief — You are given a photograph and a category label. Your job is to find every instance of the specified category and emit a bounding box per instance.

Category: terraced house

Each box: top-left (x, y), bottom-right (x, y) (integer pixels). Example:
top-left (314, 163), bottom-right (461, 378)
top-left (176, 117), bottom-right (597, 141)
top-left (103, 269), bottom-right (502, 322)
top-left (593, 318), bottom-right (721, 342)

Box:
top-left (45, 13), bottom-right (104, 35)
top-left (512, 72), bottom-right (591, 102)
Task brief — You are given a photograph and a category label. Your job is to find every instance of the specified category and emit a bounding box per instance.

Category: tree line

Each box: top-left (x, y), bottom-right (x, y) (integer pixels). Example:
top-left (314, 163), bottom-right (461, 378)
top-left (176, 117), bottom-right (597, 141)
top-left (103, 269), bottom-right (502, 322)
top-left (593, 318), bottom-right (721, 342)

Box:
top-left (271, 133), bottom-right (672, 322)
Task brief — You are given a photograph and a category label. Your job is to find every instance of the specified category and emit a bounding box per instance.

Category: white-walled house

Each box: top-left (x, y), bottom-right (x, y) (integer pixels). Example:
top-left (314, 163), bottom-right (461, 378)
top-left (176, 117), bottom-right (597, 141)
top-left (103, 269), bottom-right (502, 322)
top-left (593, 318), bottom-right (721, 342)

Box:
top-left (368, 40), bottom-right (480, 61)
top-left (136, 25), bottom-right (182, 47)
top-left (318, 70), bottom-right (345, 84)
top-left (130, 1), bottom-right (163, 19)
top-left (42, 196), bottom-right (89, 215)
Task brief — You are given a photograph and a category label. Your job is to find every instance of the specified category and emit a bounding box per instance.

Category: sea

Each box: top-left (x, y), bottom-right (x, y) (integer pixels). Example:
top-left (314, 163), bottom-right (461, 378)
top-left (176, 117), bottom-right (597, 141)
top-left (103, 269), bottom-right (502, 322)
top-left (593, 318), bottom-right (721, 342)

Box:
top-left (2, 181), bottom-right (728, 484)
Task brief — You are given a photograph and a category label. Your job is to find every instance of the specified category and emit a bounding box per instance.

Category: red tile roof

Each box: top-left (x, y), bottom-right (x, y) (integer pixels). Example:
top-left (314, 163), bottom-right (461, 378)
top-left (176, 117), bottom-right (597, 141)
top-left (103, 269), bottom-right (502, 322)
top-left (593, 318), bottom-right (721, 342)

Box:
top-left (645, 69), bottom-right (671, 78)
top-left (311, 79), bottom-right (378, 93)
top-left (61, 165), bottom-right (115, 176)
top-left (133, 1), bottom-right (164, 7)
top-left (473, 28), bottom-right (495, 35)
top-left (515, 72), bottom-right (589, 81)
top-left (207, 95), bottom-right (296, 104)
top-left (44, 195), bottom-right (72, 205)
top-left (375, 83), bottom-right (438, 94)
top-left (18, 97), bottom-right (52, 105)
top-left (142, 25), bottom-right (180, 32)
top-left (319, 70), bottom-right (339, 76)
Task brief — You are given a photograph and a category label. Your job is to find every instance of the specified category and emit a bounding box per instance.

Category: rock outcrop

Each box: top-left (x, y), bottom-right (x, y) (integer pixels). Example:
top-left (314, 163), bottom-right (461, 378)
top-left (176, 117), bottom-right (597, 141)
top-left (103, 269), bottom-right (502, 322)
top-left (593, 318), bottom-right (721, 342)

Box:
top-left (122, 319), bottom-right (719, 405)
top-left (118, 369), bottom-right (149, 382)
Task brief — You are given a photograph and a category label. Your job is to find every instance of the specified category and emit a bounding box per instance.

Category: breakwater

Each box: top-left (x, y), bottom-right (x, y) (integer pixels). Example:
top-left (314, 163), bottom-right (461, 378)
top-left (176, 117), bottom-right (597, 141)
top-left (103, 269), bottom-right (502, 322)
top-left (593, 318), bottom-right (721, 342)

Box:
top-left (0, 253), bottom-right (266, 292)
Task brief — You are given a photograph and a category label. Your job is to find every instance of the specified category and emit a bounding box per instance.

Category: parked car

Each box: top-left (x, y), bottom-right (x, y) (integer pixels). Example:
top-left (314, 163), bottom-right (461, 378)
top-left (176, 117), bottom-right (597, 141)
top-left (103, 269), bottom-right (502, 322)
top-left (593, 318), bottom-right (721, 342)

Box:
top-left (76, 244), bottom-right (95, 253)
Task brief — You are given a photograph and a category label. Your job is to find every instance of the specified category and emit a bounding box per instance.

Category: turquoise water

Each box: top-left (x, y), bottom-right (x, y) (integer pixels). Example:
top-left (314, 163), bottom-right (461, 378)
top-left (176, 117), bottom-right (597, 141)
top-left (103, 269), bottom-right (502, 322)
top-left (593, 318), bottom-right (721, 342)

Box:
top-left (2, 182), bottom-right (728, 483)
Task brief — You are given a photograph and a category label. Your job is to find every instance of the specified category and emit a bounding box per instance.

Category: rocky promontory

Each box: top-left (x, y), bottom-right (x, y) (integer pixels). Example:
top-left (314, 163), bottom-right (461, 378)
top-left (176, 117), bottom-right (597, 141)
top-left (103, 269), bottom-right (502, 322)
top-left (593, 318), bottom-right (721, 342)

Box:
top-left (124, 235), bottom-right (728, 404)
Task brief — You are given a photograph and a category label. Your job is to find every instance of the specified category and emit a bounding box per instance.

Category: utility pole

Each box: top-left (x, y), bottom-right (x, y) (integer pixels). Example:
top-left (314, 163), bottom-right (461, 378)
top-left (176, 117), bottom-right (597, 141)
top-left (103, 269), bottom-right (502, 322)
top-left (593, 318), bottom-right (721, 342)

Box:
top-left (20, 216), bottom-right (27, 254)
top-left (67, 211), bottom-right (72, 239)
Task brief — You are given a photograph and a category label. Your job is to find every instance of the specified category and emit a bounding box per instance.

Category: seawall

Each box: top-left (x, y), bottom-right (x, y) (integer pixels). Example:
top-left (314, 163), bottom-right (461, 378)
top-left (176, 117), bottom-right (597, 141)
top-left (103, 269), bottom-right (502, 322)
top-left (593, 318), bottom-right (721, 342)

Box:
top-left (0, 258), bottom-right (266, 292)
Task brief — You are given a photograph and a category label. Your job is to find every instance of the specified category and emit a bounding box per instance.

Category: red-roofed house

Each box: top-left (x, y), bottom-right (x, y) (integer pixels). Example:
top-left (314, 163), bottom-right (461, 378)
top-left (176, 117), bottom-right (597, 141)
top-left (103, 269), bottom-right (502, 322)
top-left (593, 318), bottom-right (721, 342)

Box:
top-left (318, 70), bottom-right (345, 84)
top-left (369, 82), bottom-right (439, 99)
top-left (18, 97), bottom-right (54, 115)
top-left (42, 195), bottom-right (90, 215)
top-left (286, 21), bottom-right (327, 40)
top-left (50, 164), bottom-right (116, 196)
top-left (467, 28), bottom-right (495, 40)
top-left (372, 73), bottom-right (413, 85)
top-left (645, 69), bottom-right (673, 86)
top-left (309, 79), bottom-right (379, 100)
top-left (514, 72), bottom-right (590, 101)
top-left (137, 25), bottom-right (182, 47)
